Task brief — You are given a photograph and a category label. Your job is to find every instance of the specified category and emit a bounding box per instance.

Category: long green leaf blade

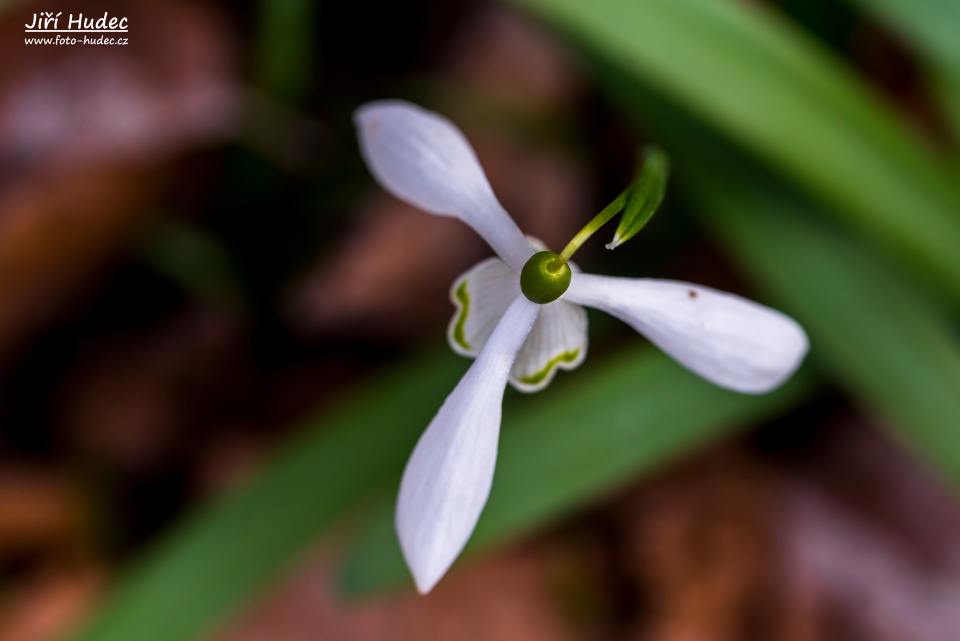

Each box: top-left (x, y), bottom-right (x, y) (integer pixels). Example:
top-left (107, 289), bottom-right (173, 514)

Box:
top-left (340, 347), bottom-right (813, 594)
top-left (693, 180), bottom-right (960, 479)
top-left (595, 60), bottom-right (960, 483)
top-left (848, 0), bottom-right (960, 69)
top-left (514, 0), bottom-right (960, 302)
top-left (847, 0), bottom-right (960, 138)
top-left (68, 350), bottom-right (466, 641)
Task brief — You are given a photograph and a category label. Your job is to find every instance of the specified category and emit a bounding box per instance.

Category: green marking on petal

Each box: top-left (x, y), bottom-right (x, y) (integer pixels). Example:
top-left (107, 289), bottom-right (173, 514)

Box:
top-left (452, 280), bottom-right (472, 351)
top-left (517, 349), bottom-right (581, 386)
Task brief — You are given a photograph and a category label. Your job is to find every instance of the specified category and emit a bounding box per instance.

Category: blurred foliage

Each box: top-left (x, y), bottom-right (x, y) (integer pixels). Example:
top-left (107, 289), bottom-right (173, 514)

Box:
top-left (57, 0), bottom-right (960, 639)
top-left (68, 349), bottom-right (465, 641)
top-left (706, 190), bottom-right (960, 480)
top-left (593, 72), bottom-right (960, 482)
top-left (138, 217), bottom-right (246, 315)
top-left (254, 0), bottom-right (316, 101)
top-left (850, 0), bottom-right (960, 66)
top-left (516, 0), bottom-right (960, 305)
top-left (848, 0), bottom-right (960, 137)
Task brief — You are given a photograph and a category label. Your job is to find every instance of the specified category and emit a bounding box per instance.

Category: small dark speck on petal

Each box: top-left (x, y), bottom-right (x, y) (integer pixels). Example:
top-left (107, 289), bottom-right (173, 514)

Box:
top-left (688, 289), bottom-right (698, 299)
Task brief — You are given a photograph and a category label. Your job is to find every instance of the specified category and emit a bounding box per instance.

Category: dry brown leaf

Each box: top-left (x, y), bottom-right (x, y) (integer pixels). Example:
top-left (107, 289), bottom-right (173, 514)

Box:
top-left (0, 0), bottom-right (239, 366)
top-left (216, 548), bottom-right (579, 641)
top-left (0, 566), bottom-right (103, 641)
top-left (445, 5), bottom-right (581, 107)
top-left (56, 310), bottom-right (242, 469)
top-left (0, 0), bottom-right (237, 171)
top-left (0, 469), bottom-right (88, 556)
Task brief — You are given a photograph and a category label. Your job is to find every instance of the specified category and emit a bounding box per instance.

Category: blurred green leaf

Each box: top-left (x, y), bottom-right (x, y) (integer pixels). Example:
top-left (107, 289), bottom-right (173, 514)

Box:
top-left (593, 51), bottom-right (960, 483)
top-left (609, 147), bottom-right (670, 250)
top-left (68, 349), bottom-right (466, 641)
top-left (848, 0), bottom-right (960, 138)
top-left (515, 0), bottom-right (960, 303)
top-left (255, 0), bottom-right (315, 101)
top-left (139, 217), bottom-right (245, 314)
top-left (849, 0), bottom-right (960, 69)
top-left (939, 76), bottom-right (960, 147)
top-left (693, 179), bottom-right (960, 480)
top-left (340, 348), bottom-right (813, 595)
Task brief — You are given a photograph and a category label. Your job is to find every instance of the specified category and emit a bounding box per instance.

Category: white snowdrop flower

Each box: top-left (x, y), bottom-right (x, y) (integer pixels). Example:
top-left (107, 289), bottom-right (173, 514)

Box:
top-left (355, 100), bottom-right (808, 594)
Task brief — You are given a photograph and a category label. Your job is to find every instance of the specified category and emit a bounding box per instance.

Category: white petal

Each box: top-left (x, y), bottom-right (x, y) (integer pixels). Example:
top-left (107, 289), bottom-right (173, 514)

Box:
top-left (398, 296), bottom-right (539, 593)
top-left (447, 255), bottom-right (588, 392)
top-left (565, 274), bottom-right (808, 393)
top-left (355, 100), bottom-right (533, 270)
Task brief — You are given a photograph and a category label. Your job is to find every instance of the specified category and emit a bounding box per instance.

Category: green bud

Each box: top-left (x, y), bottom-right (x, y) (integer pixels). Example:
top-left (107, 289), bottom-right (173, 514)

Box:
top-left (520, 251), bottom-right (571, 304)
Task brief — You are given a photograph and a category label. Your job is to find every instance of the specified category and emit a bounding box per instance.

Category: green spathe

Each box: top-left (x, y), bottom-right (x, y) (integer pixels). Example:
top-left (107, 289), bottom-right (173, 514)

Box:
top-left (559, 146), bottom-right (670, 260)
top-left (609, 148), bottom-right (670, 249)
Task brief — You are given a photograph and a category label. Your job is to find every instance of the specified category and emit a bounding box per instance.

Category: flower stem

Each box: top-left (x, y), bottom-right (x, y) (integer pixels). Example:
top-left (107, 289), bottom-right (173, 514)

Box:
top-left (559, 188), bottom-right (629, 261)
